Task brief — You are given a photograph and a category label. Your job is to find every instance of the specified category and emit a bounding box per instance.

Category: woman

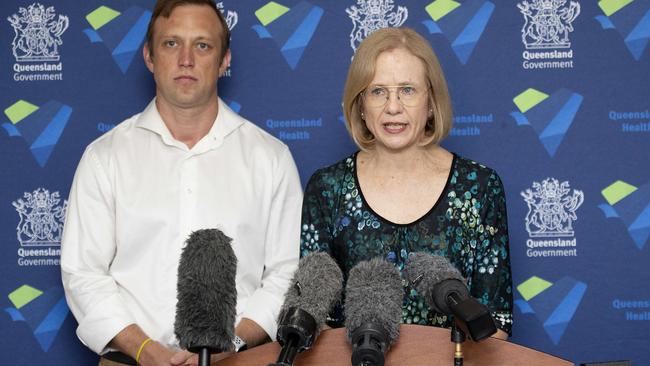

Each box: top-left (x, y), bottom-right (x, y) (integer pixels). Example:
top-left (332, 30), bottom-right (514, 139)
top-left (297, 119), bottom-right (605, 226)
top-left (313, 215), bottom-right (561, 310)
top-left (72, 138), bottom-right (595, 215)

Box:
top-left (300, 28), bottom-right (513, 338)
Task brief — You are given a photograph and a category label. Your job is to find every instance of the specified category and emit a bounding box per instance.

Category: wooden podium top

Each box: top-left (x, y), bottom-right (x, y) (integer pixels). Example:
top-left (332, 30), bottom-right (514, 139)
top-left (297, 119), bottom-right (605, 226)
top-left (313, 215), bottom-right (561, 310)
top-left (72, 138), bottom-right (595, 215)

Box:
top-left (219, 325), bottom-right (573, 365)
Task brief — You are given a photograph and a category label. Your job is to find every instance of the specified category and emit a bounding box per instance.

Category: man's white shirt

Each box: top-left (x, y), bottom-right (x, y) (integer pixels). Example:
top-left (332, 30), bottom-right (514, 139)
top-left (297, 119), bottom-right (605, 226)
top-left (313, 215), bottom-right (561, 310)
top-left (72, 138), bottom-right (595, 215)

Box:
top-left (61, 98), bottom-right (302, 354)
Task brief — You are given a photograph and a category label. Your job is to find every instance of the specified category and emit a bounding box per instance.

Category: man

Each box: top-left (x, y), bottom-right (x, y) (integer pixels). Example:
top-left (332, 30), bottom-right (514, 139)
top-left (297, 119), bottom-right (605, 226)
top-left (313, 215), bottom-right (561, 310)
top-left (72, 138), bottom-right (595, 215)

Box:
top-left (60, 1), bottom-right (302, 365)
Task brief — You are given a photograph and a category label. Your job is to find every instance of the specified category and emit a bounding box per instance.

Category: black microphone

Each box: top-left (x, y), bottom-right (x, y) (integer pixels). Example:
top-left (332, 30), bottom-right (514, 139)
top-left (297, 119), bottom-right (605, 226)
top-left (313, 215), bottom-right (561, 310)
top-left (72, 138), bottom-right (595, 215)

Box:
top-left (175, 229), bottom-right (237, 366)
top-left (269, 252), bottom-right (343, 366)
top-left (404, 252), bottom-right (497, 341)
top-left (344, 258), bottom-right (402, 366)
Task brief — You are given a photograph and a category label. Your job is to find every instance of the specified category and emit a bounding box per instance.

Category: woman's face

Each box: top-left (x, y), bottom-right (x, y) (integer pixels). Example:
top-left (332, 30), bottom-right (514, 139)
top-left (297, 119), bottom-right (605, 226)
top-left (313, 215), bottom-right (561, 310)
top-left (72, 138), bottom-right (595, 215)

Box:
top-left (361, 48), bottom-right (430, 153)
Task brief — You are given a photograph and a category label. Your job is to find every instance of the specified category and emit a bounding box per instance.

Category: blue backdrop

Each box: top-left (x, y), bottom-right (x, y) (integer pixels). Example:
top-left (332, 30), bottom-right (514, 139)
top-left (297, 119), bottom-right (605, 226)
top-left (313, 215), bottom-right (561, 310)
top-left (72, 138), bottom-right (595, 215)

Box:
top-left (1, 0), bottom-right (649, 364)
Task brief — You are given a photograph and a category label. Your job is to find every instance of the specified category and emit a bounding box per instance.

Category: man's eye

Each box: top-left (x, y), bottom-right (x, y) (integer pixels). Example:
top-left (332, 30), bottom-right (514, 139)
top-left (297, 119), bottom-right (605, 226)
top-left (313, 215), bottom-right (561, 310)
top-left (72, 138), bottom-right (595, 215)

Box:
top-left (197, 42), bottom-right (210, 50)
top-left (164, 40), bottom-right (177, 47)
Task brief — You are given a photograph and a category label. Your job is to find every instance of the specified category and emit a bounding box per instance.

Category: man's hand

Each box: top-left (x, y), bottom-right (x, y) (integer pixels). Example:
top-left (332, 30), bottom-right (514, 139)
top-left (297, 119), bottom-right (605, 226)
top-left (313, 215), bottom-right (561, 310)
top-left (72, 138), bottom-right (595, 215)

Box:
top-left (235, 318), bottom-right (270, 348)
top-left (170, 350), bottom-right (235, 366)
top-left (114, 319), bottom-right (268, 366)
top-left (109, 324), bottom-right (176, 366)
top-left (136, 340), bottom-right (176, 366)
top-left (170, 350), bottom-right (196, 366)
top-left (169, 318), bottom-right (266, 366)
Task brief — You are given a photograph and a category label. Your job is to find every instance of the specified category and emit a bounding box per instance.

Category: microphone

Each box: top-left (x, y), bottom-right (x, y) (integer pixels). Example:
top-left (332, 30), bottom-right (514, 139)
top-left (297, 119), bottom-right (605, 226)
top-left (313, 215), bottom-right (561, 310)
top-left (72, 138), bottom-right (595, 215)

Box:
top-left (344, 258), bottom-right (402, 366)
top-left (269, 252), bottom-right (343, 366)
top-left (404, 252), bottom-right (497, 341)
top-left (175, 229), bottom-right (237, 366)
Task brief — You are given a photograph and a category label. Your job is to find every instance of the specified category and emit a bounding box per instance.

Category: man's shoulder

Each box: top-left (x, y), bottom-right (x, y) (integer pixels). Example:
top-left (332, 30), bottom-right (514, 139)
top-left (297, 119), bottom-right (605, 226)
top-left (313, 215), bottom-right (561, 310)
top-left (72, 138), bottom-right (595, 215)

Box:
top-left (85, 112), bottom-right (142, 156)
top-left (229, 112), bottom-right (290, 157)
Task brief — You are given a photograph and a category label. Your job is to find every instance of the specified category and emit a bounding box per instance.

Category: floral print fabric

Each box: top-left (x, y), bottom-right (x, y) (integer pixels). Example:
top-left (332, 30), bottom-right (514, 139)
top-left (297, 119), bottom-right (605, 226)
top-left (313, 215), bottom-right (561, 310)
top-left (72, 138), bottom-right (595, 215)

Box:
top-left (300, 152), bottom-right (513, 335)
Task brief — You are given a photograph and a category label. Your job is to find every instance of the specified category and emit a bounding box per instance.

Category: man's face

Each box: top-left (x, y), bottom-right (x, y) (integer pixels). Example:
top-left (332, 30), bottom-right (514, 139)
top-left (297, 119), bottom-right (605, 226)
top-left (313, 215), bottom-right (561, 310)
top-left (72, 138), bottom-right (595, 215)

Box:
top-left (143, 4), bottom-right (230, 110)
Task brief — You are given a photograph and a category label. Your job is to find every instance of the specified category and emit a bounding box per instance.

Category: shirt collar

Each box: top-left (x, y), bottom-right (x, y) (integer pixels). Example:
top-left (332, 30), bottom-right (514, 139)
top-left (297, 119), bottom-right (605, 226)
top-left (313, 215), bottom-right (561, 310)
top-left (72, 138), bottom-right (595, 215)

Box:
top-left (135, 98), bottom-right (244, 150)
top-left (136, 99), bottom-right (173, 143)
top-left (210, 98), bottom-right (244, 141)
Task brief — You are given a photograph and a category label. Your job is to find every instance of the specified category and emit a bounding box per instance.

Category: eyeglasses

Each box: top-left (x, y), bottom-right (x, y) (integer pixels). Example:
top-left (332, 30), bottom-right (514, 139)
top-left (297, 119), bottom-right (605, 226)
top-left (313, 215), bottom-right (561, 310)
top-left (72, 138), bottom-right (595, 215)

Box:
top-left (361, 84), bottom-right (428, 108)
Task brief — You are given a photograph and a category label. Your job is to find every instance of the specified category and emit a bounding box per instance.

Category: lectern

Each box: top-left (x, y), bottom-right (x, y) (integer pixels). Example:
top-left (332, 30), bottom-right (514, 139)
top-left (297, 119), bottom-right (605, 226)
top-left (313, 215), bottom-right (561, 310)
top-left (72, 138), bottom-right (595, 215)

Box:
top-left (219, 324), bottom-right (573, 365)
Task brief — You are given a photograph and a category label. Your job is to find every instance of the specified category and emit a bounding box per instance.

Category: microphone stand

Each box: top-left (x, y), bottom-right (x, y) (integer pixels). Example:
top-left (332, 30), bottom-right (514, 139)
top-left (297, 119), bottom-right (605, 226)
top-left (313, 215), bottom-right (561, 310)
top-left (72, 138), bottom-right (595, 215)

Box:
top-left (190, 345), bottom-right (228, 366)
top-left (451, 322), bottom-right (466, 366)
top-left (267, 307), bottom-right (317, 366)
top-left (268, 335), bottom-right (299, 366)
top-left (198, 348), bottom-right (210, 366)
top-left (188, 346), bottom-right (213, 366)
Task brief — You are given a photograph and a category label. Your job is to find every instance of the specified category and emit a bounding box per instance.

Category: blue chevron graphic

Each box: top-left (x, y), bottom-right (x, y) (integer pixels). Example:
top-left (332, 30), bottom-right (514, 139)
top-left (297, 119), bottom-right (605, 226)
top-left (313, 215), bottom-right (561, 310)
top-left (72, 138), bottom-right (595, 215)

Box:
top-left (516, 276), bottom-right (587, 345)
top-left (3, 100), bottom-right (72, 167)
top-left (599, 179), bottom-right (650, 250)
top-left (83, 6), bottom-right (152, 73)
top-left (4, 285), bottom-right (70, 352)
top-left (253, 1), bottom-right (323, 70)
top-left (422, 0), bottom-right (495, 64)
top-left (510, 88), bottom-right (583, 157)
top-left (595, 0), bottom-right (650, 61)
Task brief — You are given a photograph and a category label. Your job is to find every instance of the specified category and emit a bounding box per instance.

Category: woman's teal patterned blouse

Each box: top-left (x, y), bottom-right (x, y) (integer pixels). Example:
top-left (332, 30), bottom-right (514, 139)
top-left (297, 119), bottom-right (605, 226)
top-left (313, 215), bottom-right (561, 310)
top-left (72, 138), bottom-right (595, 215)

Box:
top-left (300, 152), bottom-right (513, 335)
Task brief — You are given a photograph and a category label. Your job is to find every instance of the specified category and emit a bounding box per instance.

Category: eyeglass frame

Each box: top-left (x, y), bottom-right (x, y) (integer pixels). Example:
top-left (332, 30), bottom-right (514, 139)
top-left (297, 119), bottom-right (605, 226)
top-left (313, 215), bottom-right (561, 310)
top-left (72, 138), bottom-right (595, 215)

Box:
top-left (360, 83), bottom-right (431, 108)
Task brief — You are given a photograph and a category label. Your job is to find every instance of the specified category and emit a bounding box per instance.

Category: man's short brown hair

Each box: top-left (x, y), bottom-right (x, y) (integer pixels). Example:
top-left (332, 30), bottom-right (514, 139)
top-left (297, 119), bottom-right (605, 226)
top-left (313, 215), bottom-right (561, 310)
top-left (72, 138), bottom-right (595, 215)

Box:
top-left (145, 0), bottom-right (230, 59)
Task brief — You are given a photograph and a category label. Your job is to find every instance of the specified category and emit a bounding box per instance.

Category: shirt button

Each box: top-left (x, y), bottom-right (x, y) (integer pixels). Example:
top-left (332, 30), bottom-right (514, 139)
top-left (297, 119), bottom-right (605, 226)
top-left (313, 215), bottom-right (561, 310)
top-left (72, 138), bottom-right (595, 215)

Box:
top-left (186, 188), bottom-right (192, 194)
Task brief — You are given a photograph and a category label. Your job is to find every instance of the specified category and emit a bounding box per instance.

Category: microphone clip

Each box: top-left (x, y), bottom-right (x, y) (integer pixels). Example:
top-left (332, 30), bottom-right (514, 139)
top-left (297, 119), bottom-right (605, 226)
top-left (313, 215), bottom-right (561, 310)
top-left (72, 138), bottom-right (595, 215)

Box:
top-left (350, 323), bottom-right (390, 366)
top-left (271, 307), bottom-right (318, 366)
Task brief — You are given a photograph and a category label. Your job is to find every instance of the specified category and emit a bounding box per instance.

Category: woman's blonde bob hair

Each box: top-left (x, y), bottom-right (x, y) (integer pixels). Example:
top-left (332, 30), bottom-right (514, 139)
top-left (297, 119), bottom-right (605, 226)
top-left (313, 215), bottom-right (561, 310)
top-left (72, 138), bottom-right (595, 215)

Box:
top-left (342, 27), bottom-right (453, 150)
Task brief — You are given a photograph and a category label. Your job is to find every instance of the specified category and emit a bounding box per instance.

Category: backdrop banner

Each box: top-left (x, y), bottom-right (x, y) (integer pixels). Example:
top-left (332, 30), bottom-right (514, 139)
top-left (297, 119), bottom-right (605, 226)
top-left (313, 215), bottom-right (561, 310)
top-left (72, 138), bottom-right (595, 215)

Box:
top-left (1, 1), bottom-right (648, 364)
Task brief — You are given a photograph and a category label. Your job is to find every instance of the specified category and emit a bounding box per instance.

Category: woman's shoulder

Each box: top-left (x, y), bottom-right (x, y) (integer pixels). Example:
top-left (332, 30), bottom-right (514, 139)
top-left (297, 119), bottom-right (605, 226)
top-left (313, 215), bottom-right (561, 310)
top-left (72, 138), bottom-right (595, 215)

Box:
top-left (305, 152), bottom-right (357, 189)
top-left (450, 154), bottom-right (504, 189)
top-left (450, 154), bottom-right (503, 193)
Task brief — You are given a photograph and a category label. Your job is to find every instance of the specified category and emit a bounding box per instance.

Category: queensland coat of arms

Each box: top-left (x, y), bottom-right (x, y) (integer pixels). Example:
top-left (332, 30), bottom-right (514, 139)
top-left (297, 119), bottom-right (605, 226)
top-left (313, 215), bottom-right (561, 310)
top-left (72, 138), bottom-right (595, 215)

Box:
top-left (346, 0), bottom-right (408, 53)
top-left (518, 0), bottom-right (580, 49)
top-left (7, 3), bottom-right (69, 62)
top-left (521, 178), bottom-right (584, 237)
top-left (12, 188), bottom-right (68, 246)
top-left (217, 2), bottom-right (238, 31)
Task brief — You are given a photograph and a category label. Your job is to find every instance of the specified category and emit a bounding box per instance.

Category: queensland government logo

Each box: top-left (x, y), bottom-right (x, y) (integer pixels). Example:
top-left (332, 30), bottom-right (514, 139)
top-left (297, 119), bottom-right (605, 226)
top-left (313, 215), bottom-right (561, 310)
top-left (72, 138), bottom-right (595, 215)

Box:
top-left (516, 275), bottom-right (587, 344)
top-left (521, 178), bottom-right (584, 258)
top-left (7, 3), bottom-right (69, 82)
top-left (83, 5), bottom-right (151, 73)
top-left (217, 1), bottom-right (238, 77)
top-left (218, 1), bottom-right (238, 31)
top-left (12, 188), bottom-right (67, 267)
top-left (595, 0), bottom-right (650, 61)
top-left (4, 284), bottom-right (69, 351)
top-left (347, 0), bottom-right (408, 54)
top-left (518, 0), bottom-right (580, 70)
top-left (510, 88), bottom-right (583, 157)
top-left (3, 99), bottom-right (72, 167)
top-left (599, 180), bottom-right (650, 250)
top-left (421, 0), bottom-right (495, 65)
top-left (252, 1), bottom-right (323, 70)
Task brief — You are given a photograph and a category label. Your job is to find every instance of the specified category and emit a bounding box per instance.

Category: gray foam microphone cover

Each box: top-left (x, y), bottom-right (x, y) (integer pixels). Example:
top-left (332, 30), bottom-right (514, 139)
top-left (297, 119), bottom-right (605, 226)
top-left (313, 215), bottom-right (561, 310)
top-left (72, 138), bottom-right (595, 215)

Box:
top-left (404, 252), bottom-right (466, 314)
top-left (344, 258), bottom-right (403, 343)
top-left (279, 252), bottom-right (344, 328)
top-left (175, 229), bottom-right (237, 352)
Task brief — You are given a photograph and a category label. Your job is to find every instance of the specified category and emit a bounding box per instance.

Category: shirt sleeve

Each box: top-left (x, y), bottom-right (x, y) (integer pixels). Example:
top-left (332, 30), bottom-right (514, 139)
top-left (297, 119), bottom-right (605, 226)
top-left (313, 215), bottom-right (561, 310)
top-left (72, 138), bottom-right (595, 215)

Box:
top-left (240, 146), bottom-right (302, 340)
top-left (470, 171), bottom-right (514, 335)
top-left (60, 147), bottom-right (136, 354)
